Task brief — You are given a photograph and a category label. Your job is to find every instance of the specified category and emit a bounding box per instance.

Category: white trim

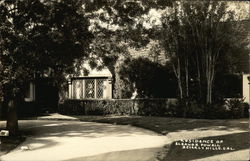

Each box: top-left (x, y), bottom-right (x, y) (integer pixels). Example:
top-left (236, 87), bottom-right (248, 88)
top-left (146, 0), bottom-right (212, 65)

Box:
top-left (69, 77), bottom-right (112, 99)
top-left (82, 79), bottom-right (85, 98)
top-left (242, 74), bottom-right (250, 103)
top-left (24, 83), bottom-right (35, 102)
top-left (94, 79), bottom-right (97, 98)
top-left (68, 84), bottom-right (72, 99)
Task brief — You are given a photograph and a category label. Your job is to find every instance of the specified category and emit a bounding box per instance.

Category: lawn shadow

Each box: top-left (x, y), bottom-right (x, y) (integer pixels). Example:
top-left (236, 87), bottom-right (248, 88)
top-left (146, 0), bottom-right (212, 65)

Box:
top-left (0, 136), bottom-right (25, 156)
top-left (20, 137), bottom-right (58, 151)
top-left (74, 116), bottom-right (248, 134)
top-left (14, 120), bottom-right (156, 151)
top-left (19, 120), bottom-right (152, 138)
top-left (63, 147), bottom-right (162, 161)
top-left (71, 116), bottom-right (249, 161)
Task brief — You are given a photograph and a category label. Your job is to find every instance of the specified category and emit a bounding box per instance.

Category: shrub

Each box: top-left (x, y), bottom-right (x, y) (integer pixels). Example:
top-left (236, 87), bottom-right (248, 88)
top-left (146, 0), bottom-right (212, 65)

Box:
top-left (58, 98), bottom-right (247, 119)
top-left (137, 99), bottom-right (171, 116)
top-left (165, 103), bottom-right (178, 117)
top-left (225, 98), bottom-right (245, 118)
top-left (243, 103), bottom-right (249, 118)
top-left (0, 101), bottom-right (4, 120)
top-left (186, 101), bottom-right (204, 118)
top-left (17, 101), bottom-right (43, 117)
top-left (0, 100), bottom-right (44, 119)
top-left (58, 98), bottom-right (177, 116)
top-left (204, 102), bottom-right (229, 119)
top-left (201, 98), bottom-right (247, 119)
top-left (58, 100), bottom-right (85, 115)
top-left (174, 98), bottom-right (247, 119)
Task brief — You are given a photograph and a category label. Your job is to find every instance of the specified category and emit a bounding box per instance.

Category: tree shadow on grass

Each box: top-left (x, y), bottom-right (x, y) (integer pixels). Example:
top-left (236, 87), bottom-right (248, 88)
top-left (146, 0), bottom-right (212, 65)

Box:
top-left (75, 116), bottom-right (248, 134)
top-left (0, 136), bottom-right (25, 156)
top-left (19, 120), bottom-right (152, 138)
top-left (72, 116), bottom-right (249, 161)
top-left (161, 132), bottom-right (249, 161)
top-left (19, 137), bottom-right (58, 151)
top-left (63, 147), bottom-right (162, 161)
top-left (12, 120), bottom-right (157, 151)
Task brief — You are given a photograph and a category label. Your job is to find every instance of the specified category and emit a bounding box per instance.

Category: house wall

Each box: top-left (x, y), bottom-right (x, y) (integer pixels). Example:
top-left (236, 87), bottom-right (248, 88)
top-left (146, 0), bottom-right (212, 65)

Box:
top-left (242, 74), bottom-right (250, 103)
top-left (24, 82), bottom-right (35, 102)
top-left (68, 77), bottom-right (112, 99)
top-left (104, 78), bottom-right (112, 98)
top-left (67, 62), bottom-right (113, 99)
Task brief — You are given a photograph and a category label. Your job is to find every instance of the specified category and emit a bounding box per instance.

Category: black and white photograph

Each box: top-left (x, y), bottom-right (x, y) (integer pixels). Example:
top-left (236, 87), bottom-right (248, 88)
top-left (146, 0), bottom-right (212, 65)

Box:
top-left (0, 0), bottom-right (249, 161)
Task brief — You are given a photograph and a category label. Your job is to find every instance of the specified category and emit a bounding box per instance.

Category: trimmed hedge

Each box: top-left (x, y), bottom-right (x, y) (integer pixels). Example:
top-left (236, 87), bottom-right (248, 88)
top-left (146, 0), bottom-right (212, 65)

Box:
top-left (58, 98), bottom-right (249, 119)
top-left (58, 98), bottom-right (177, 116)
top-left (184, 98), bottom-right (249, 119)
top-left (0, 101), bottom-right (44, 119)
top-left (224, 98), bottom-right (249, 119)
top-left (17, 101), bottom-right (43, 117)
top-left (0, 102), bottom-right (3, 120)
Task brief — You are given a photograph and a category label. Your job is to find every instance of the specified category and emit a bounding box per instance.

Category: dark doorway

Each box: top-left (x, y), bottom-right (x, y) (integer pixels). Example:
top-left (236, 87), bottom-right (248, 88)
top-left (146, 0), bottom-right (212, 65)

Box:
top-left (35, 78), bottom-right (59, 113)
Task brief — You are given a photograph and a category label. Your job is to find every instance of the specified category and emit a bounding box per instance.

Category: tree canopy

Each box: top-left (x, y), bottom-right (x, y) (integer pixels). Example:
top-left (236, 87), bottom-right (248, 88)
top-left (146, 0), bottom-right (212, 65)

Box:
top-left (0, 0), bottom-right (174, 134)
top-left (0, 0), bottom-right (93, 99)
top-left (0, 0), bottom-right (249, 133)
top-left (160, 1), bottom-right (249, 107)
top-left (0, 0), bottom-right (93, 134)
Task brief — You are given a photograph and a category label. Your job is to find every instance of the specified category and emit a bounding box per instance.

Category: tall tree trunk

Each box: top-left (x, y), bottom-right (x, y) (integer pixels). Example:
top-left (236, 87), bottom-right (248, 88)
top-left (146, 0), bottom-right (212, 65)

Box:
top-left (205, 51), bottom-right (215, 105)
top-left (183, 58), bottom-right (189, 118)
top-left (173, 58), bottom-right (189, 117)
top-left (6, 99), bottom-right (18, 136)
top-left (206, 79), bottom-right (211, 104)
top-left (185, 58), bottom-right (189, 98)
top-left (196, 54), bottom-right (202, 100)
top-left (173, 58), bottom-right (183, 99)
top-left (205, 53), bottom-right (210, 104)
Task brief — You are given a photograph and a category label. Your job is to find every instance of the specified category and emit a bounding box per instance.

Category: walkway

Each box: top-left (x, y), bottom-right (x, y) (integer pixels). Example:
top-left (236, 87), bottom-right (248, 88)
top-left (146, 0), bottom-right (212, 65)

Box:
top-left (0, 120), bottom-right (168, 161)
top-left (1, 114), bottom-right (248, 161)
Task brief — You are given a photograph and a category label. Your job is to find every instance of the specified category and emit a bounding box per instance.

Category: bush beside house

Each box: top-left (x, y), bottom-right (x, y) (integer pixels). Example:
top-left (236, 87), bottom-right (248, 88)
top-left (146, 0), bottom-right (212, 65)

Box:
top-left (58, 98), bottom-right (248, 119)
top-left (58, 98), bottom-right (178, 116)
top-left (0, 101), bottom-right (43, 119)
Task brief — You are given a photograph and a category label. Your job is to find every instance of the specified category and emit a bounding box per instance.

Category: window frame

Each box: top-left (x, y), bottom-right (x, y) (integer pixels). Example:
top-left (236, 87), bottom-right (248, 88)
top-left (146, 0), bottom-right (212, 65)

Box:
top-left (71, 77), bottom-right (107, 99)
top-left (24, 82), bottom-right (35, 102)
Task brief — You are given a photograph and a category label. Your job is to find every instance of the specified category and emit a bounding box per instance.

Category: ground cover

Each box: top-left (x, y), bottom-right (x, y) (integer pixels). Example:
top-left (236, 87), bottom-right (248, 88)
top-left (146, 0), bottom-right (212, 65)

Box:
top-left (0, 114), bottom-right (248, 161)
top-left (0, 135), bottom-right (25, 157)
top-left (71, 115), bottom-right (249, 161)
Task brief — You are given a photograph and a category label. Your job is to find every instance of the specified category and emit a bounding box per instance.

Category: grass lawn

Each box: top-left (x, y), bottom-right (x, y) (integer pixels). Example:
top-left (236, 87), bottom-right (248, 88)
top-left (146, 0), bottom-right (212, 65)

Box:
top-left (71, 115), bottom-right (249, 161)
top-left (0, 123), bottom-right (26, 157)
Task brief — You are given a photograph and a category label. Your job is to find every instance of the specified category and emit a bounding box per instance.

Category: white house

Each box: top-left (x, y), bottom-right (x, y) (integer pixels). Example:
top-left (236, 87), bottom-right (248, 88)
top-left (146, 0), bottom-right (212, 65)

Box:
top-left (23, 62), bottom-right (250, 103)
top-left (242, 74), bottom-right (250, 103)
top-left (67, 64), bottom-right (113, 99)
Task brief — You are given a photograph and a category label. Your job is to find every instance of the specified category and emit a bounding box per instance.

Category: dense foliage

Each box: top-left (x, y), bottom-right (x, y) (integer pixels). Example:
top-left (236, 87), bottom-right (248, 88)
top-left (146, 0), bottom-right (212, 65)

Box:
top-left (58, 98), bottom-right (177, 116)
top-left (119, 57), bottom-right (177, 98)
top-left (0, 0), bottom-right (92, 98)
top-left (0, 0), bottom-right (93, 134)
top-left (0, 1), bottom-right (249, 133)
top-left (58, 98), bottom-right (248, 119)
top-left (159, 1), bottom-right (249, 117)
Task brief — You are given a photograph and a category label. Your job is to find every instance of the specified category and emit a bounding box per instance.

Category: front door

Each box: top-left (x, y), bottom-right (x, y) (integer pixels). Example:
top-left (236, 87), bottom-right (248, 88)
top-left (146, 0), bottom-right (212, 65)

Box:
top-left (36, 78), bottom-right (59, 113)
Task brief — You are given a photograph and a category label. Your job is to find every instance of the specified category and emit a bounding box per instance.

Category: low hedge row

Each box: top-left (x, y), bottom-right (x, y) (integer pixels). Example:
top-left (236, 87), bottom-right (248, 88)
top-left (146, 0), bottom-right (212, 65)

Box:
top-left (58, 98), bottom-right (249, 119)
top-left (174, 98), bottom-right (249, 119)
top-left (58, 98), bottom-right (178, 116)
top-left (0, 101), bottom-right (43, 119)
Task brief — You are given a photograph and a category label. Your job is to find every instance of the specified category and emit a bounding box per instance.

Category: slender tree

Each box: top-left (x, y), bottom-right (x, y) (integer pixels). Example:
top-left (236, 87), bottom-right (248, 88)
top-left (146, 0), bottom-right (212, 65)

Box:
top-left (161, 1), bottom-right (248, 106)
